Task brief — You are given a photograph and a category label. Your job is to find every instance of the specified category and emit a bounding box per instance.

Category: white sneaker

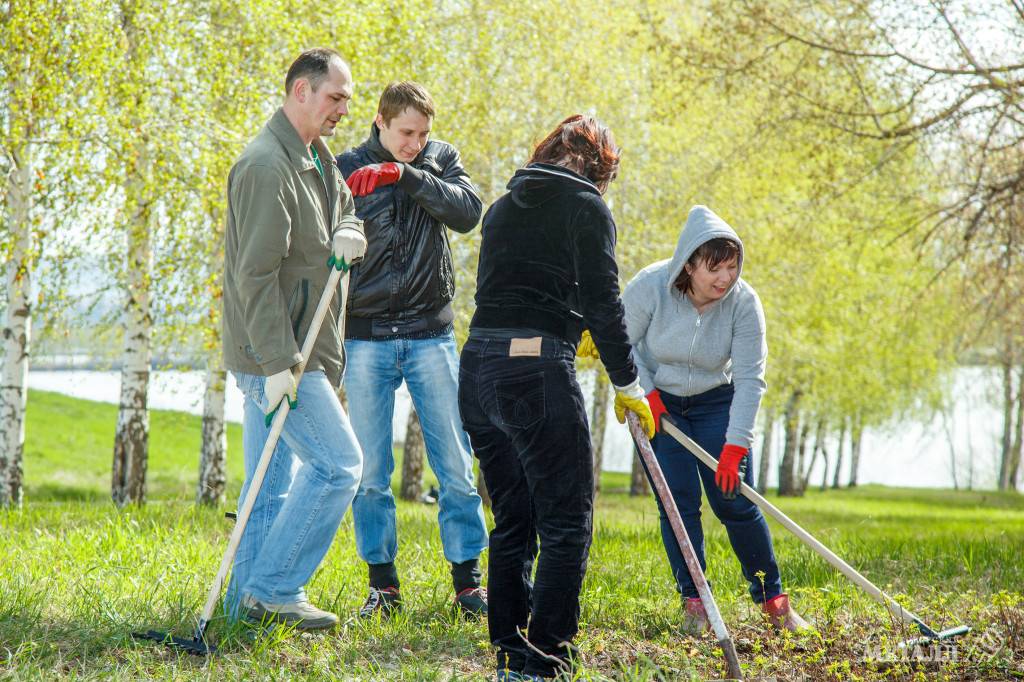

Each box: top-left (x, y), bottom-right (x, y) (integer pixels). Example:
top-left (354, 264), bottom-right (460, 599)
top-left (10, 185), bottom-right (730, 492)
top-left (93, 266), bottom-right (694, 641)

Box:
top-left (242, 595), bottom-right (339, 630)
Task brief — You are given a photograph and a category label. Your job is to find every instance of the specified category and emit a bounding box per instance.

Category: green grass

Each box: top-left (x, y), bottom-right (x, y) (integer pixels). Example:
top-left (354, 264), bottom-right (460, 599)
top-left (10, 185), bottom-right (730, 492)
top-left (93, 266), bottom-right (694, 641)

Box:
top-left (2, 390), bottom-right (1023, 680)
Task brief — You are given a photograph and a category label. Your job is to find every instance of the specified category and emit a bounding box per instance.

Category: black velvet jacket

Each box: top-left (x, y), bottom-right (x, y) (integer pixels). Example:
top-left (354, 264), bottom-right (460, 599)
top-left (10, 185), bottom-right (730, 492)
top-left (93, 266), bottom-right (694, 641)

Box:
top-left (470, 163), bottom-right (638, 387)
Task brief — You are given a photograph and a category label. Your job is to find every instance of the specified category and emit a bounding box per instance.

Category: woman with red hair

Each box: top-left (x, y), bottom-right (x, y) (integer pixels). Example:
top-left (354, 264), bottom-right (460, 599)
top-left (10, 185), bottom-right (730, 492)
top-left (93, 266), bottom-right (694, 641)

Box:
top-left (458, 115), bottom-right (654, 681)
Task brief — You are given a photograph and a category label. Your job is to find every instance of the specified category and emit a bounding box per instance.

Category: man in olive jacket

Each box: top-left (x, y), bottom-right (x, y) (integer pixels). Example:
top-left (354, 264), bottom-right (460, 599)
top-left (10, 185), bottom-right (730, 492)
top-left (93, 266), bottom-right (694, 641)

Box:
top-left (222, 48), bottom-right (366, 630)
top-left (336, 82), bottom-right (488, 619)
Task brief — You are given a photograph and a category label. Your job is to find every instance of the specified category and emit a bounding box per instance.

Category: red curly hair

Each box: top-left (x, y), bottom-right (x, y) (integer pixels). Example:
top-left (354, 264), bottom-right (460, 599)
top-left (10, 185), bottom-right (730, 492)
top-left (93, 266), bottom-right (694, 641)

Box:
top-left (529, 114), bottom-right (620, 192)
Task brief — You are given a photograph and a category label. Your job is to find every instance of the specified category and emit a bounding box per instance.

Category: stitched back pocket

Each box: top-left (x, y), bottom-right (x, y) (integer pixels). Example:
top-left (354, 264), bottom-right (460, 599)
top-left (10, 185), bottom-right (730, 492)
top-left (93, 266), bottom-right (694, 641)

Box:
top-left (494, 372), bottom-right (546, 429)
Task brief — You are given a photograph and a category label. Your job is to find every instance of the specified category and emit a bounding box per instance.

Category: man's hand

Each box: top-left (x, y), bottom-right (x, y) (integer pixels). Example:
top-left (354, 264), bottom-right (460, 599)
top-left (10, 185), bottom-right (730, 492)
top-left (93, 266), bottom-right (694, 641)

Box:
top-left (647, 388), bottom-right (667, 432)
top-left (613, 379), bottom-right (655, 439)
top-left (346, 162), bottom-right (402, 197)
top-left (264, 368), bottom-right (298, 416)
top-left (331, 227), bottom-right (367, 271)
top-left (576, 330), bottom-right (599, 360)
top-left (715, 444), bottom-right (748, 498)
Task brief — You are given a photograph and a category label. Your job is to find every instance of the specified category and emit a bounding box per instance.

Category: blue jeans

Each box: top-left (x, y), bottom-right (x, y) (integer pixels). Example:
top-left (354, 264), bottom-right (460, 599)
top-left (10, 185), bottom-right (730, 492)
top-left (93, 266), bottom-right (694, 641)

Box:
top-left (648, 384), bottom-right (783, 603)
top-left (458, 334), bottom-right (592, 678)
top-left (225, 370), bottom-right (363, 614)
top-left (344, 331), bottom-right (488, 567)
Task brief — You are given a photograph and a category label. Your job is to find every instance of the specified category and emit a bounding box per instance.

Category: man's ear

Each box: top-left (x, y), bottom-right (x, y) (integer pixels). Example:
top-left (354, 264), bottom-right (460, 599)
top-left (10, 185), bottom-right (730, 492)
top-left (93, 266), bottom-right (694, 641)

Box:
top-left (374, 112), bottom-right (386, 129)
top-left (293, 78), bottom-right (308, 103)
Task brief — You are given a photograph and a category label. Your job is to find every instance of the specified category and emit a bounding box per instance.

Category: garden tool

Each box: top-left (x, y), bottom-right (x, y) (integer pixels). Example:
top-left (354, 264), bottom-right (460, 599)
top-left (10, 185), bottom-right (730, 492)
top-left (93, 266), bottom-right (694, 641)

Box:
top-left (626, 412), bottom-right (745, 681)
top-left (659, 415), bottom-right (971, 649)
top-left (133, 260), bottom-right (351, 655)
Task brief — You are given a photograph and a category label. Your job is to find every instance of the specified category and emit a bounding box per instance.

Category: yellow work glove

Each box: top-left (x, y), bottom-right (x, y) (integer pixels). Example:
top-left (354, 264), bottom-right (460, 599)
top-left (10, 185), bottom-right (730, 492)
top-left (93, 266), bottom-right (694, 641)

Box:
top-left (613, 379), bottom-right (656, 439)
top-left (576, 330), bottom-right (600, 360)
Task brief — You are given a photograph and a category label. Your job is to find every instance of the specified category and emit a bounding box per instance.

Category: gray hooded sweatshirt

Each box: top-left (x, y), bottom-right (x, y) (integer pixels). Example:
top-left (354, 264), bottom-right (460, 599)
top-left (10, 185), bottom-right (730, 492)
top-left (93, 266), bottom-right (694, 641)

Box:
top-left (622, 205), bottom-right (767, 448)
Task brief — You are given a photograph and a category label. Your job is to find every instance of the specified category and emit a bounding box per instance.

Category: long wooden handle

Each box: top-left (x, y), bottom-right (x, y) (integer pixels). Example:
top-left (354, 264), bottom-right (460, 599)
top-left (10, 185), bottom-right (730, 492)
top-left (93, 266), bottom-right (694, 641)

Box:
top-left (627, 413), bottom-right (744, 680)
top-left (193, 268), bottom-right (349, 640)
top-left (660, 417), bottom-right (932, 635)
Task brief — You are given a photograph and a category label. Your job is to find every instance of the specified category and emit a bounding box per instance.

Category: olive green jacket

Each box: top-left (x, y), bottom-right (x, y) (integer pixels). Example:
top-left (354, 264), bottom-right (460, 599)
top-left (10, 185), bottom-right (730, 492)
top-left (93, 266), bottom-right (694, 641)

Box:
top-left (223, 108), bottom-right (363, 387)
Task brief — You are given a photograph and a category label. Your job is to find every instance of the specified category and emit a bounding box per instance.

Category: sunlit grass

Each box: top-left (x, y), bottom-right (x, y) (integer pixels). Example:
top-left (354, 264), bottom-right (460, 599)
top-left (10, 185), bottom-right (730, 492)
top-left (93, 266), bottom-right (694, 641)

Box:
top-left (1, 391), bottom-right (1022, 680)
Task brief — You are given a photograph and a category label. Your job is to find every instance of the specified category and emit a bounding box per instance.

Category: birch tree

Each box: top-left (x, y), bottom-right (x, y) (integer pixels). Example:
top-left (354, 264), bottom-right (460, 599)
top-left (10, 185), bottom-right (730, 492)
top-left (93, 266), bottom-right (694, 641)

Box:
top-left (108, 0), bottom-right (196, 506)
top-left (0, 0), bottom-right (112, 506)
top-left (186, 0), bottom-right (289, 505)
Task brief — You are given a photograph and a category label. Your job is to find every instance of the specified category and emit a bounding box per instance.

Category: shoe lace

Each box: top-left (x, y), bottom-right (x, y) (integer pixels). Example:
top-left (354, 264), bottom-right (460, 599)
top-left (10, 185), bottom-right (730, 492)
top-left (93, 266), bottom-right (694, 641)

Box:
top-left (361, 587), bottom-right (397, 613)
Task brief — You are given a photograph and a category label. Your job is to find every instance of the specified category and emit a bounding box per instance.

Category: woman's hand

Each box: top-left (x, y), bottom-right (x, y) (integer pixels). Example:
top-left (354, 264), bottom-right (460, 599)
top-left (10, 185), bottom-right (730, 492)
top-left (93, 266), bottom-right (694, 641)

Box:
top-left (646, 389), bottom-right (667, 432)
top-left (576, 330), bottom-right (600, 360)
top-left (715, 444), bottom-right (748, 498)
top-left (613, 379), bottom-right (655, 438)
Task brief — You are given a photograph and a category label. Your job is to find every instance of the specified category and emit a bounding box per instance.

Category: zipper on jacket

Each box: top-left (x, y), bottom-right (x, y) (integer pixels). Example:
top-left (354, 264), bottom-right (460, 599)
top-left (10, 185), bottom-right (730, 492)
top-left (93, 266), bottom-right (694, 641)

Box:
top-left (686, 312), bottom-right (702, 394)
top-left (308, 153), bottom-right (334, 239)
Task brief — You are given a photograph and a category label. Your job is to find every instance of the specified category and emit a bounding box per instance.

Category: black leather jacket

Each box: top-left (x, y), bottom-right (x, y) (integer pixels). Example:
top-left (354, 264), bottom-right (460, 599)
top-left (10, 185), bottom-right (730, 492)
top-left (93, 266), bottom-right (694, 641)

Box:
top-left (336, 125), bottom-right (482, 338)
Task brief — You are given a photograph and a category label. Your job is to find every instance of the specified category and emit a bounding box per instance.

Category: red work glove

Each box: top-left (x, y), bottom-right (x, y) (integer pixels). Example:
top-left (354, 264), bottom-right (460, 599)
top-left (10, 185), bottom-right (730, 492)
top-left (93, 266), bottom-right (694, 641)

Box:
top-left (346, 162), bottom-right (402, 197)
top-left (647, 389), bottom-right (667, 432)
top-left (714, 444), bottom-right (748, 496)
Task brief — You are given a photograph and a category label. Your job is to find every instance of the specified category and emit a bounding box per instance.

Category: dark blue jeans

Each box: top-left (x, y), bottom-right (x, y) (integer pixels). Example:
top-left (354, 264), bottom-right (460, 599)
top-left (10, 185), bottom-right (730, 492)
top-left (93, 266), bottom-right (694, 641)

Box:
top-left (647, 384), bottom-right (783, 604)
top-left (458, 334), bottom-right (591, 678)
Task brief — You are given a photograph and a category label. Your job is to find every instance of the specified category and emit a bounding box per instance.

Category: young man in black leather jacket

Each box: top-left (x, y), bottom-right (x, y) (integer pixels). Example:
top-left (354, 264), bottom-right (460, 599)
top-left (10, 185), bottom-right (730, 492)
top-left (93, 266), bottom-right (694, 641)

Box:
top-left (336, 82), bottom-right (488, 619)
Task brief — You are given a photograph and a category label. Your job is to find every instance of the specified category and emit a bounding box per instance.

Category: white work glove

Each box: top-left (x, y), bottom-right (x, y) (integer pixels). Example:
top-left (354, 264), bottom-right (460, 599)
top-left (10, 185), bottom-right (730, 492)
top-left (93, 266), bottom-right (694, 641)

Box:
top-left (264, 368), bottom-right (297, 417)
top-left (331, 227), bottom-right (367, 271)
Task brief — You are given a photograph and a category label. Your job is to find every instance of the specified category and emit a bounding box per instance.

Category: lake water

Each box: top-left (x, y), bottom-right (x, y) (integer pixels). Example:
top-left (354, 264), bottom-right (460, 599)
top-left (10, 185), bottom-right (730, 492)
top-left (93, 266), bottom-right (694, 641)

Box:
top-left (28, 366), bottom-right (1006, 489)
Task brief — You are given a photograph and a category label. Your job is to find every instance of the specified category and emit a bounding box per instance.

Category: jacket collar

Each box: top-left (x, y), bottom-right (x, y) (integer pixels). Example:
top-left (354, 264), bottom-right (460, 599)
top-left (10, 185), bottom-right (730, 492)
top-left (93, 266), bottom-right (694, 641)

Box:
top-left (267, 108), bottom-right (330, 175)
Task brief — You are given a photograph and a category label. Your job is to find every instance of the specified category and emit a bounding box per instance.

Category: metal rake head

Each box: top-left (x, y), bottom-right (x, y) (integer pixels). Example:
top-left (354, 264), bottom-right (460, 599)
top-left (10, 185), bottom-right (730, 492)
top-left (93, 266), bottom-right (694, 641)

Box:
top-left (132, 630), bottom-right (216, 656)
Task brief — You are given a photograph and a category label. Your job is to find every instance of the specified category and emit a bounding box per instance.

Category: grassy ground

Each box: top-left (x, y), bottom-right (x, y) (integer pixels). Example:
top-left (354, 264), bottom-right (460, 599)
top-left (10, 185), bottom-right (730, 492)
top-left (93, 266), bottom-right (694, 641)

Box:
top-left (1, 390), bottom-right (1022, 680)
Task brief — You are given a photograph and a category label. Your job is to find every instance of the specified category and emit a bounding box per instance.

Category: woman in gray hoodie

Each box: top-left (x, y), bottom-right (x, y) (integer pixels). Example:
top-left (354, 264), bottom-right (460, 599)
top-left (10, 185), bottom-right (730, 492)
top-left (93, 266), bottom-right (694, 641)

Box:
top-left (621, 205), bottom-right (808, 634)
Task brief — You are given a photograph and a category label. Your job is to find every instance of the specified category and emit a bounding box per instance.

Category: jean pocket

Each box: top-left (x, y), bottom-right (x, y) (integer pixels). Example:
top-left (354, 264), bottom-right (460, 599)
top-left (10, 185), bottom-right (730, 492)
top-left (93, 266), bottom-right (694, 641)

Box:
top-left (235, 373), bottom-right (266, 410)
top-left (494, 372), bottom-right (546, 429)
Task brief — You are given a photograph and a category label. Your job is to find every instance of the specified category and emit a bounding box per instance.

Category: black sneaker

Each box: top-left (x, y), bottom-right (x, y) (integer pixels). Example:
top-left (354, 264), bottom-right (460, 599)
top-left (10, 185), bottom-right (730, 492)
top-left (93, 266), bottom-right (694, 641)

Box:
top-left (454, 586), bottom-right (488, 617)
top-left (359, 586), bottom-right (401, 619)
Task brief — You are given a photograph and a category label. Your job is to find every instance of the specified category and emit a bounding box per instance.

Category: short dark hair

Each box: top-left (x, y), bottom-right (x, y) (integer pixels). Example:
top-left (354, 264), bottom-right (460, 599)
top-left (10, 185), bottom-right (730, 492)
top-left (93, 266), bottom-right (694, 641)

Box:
top-left (285, 48), bottom-right (343, 95)
top-left (674, 238), bottom-right (742, 294)
top-left (377, 81), bottom-right (436, 125)
top-left (529, 114), bottom-right (620, 192)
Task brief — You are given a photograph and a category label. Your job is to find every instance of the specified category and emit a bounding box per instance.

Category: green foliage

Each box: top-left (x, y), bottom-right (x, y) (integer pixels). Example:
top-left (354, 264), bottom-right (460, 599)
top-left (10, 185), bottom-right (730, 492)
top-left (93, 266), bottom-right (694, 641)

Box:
top-left (10, 0), bottom-right (972, 466)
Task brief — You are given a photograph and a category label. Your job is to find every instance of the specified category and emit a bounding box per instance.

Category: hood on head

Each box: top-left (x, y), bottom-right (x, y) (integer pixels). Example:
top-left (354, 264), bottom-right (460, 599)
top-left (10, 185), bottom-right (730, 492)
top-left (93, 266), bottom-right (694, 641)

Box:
top-left (667, 205), bottom-right (745, 296)
top-left (506, 162), bottom-right (600, 208)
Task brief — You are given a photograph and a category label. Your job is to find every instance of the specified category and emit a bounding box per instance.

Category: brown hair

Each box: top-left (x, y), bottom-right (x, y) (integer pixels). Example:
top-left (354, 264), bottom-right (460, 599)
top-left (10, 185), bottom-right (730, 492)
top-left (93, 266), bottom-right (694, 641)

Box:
top-left (377, 81), bottom-right (436, 125)
top-left (674, 238), bottom-right (741, 294)
top-left (529, 114), bottom-right (620, 192)
top-left (285, 48), bottom-right (343, 95)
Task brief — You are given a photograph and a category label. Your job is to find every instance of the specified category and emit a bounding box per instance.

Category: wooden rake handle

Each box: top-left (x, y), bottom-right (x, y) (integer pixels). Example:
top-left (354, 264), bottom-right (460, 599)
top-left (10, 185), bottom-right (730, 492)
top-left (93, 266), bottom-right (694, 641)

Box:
top-left (627, 412), bottom-right (744, 681)
top-left (192, 267), bottom-right (350, 641)
top-left (659, 416), bottom-right (934, 635)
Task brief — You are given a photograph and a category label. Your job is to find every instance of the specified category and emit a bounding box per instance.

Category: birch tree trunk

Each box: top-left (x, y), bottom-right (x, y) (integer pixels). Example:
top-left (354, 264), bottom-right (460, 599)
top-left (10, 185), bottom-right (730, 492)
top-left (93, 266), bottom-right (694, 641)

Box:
top-left (1010, 365), bottom-right (1024, 491)
top-left (400, 408), bottom-right (424, 501)
top-left (819, 425), bottom-right (831, 492)
top-left (999, 352), bottom-right (1015, 490)
top-left (778, 390), bottom-right (802, 496)
top-left (196, 206), bottom-right (227, 506)
top-left (590, 370), bottom-right (610, 495)
top-left (848, 416), bottom-right (863, 488)
top-left (756, 408), bottom-right (775, 493)
top-left (832, 419), bottom-right (847, 489)
top-left (802, 417), bottom-right (824, 491)
top-left (0, 141), bottom-right (33, 508)
top-left (630, 451), bottom-right (650, 496)
top-left (111, 145), bottom-right (153, 507)
top-left (795, 418), bottom-right (811, 495)
top-left (196, 359), bottom-right (227, 505)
